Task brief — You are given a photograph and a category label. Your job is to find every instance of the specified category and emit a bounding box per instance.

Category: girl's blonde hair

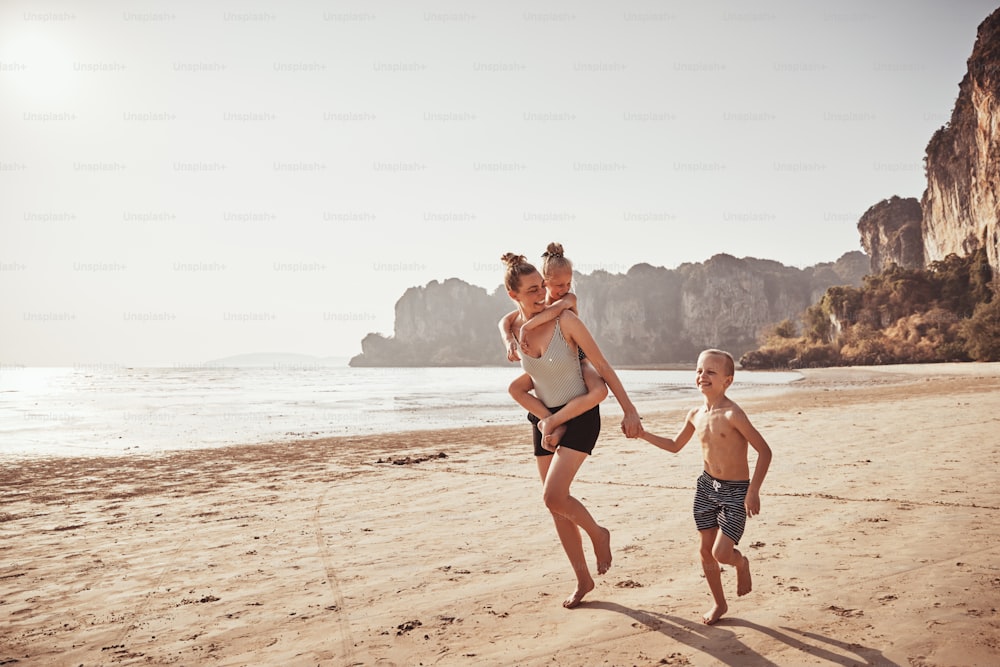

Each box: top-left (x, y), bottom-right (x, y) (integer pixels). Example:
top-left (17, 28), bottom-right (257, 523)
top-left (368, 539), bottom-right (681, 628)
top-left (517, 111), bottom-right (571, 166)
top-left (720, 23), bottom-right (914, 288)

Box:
top-left (540, 242), bottom-right (572, 277)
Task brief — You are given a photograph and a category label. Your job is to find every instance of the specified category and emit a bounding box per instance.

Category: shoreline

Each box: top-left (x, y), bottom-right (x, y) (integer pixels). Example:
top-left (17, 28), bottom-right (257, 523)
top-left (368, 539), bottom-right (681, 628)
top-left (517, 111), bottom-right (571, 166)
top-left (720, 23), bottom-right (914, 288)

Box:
top-left (0, 365), bottom-right (797, 462)
top-left (3, 361), bottom-right (991, 465)
top-left (3, 362), bottom-right (1000, 665)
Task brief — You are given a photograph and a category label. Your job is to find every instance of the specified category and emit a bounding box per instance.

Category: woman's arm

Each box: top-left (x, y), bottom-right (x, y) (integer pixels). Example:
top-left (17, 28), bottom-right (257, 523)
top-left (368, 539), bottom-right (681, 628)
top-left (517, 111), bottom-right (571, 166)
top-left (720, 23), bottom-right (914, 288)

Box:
top-left (537, 362), bottom-right (608, 432)
top-left (559, 311), bottom-right (643, 438)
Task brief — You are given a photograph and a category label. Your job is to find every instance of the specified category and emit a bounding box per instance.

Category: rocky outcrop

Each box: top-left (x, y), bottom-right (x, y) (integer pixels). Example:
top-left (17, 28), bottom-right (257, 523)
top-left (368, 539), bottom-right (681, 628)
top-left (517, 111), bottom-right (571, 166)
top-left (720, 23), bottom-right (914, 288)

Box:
top-left (349, 252), bottom-right (869, 366)
top-left (350, 278), bottom-right (511, 367)
top-left (922, 8), bottom-right (1000, 274)
top-left (857, 196), bottom-right (924, 272)
top-left (572, 253), bottom-right (869, 364)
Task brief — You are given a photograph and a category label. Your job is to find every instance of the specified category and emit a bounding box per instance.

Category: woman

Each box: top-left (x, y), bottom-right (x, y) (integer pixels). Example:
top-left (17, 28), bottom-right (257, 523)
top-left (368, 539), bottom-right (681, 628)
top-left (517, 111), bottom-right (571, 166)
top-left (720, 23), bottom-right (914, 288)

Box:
top-left (500, 252), bottom-right (643, 608)
top-left (498, 242), bottom-right (608, 451)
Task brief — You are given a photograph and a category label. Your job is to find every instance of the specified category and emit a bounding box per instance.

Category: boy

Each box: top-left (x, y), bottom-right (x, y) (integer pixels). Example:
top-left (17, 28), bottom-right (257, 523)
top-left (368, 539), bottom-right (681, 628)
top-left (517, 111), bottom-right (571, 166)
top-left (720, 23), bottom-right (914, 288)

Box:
top-left (638, 349), bottom-right (772, 625)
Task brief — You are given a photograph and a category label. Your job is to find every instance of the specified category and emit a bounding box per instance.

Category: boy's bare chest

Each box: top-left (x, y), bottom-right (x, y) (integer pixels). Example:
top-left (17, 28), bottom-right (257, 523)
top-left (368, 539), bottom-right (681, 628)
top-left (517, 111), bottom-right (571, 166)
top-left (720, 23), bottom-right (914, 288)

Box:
top-left (693, 410), bottom-right (738, 445)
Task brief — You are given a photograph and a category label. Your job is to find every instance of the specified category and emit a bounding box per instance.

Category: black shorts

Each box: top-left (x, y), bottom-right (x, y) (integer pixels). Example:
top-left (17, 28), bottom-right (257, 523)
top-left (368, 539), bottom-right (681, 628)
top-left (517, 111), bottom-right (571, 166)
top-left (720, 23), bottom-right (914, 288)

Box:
top-left (528, 404), bottom-right (601, 457)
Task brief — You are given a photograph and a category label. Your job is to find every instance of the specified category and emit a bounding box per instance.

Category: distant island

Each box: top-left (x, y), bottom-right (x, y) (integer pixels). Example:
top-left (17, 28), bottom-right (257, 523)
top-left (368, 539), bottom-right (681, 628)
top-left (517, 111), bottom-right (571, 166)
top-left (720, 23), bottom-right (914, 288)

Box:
top-left (205, 353), bottom-right (350, 368)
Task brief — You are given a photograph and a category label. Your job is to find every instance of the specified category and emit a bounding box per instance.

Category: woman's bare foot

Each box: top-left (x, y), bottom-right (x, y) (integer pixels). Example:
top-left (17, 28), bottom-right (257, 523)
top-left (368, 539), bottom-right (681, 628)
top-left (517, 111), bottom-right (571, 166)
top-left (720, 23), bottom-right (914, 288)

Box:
top-left (702, 602), bottom-right (728, 625)
top-left (563, 577), bottom-right (595, 609)
top-left (736, 555), bottom-right (752, 596)
top-left (593, 526), bottom-right (612, 574)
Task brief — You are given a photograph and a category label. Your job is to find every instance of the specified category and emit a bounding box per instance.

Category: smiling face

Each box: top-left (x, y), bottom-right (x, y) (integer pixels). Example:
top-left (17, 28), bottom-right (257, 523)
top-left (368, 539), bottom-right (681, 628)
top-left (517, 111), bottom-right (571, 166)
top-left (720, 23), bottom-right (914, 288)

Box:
top-left (508, 270), bottom-right (547, 316)
top-left (543, 268), bottom-right (572, 302)
top-left (695, 351), bottom-right (734, 397)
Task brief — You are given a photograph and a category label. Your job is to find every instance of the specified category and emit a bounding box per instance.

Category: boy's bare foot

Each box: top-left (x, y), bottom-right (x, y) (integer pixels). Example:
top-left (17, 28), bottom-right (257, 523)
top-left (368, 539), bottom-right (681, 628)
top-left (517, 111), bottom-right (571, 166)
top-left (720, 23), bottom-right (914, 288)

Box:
top-left (594, 526), bottom-right (612, 574)
top-left (736, 555), bottom-right (752, 596)
top-left (562, 577), bottom-right (595, 609)
top-left (702, 602), bottom-right (728, 625)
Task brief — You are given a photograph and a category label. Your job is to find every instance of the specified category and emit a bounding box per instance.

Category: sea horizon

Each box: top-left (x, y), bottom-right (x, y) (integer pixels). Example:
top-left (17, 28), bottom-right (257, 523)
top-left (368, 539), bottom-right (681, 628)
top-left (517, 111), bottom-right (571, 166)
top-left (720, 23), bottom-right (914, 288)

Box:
top-left (0, 365), bottom-right (800, 460)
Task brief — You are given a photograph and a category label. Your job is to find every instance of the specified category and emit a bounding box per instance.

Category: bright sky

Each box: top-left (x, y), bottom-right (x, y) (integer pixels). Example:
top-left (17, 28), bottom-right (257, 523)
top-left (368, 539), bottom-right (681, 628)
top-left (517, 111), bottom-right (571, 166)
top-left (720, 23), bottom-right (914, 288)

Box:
top-left (1, 0), bottom-right (996, 365)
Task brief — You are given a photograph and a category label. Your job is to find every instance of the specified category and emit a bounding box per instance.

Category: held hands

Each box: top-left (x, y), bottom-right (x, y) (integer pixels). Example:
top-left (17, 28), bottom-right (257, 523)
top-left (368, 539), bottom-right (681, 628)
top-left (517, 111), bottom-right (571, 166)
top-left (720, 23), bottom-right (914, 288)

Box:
top-left (620, 410), bottom-right (643, 439)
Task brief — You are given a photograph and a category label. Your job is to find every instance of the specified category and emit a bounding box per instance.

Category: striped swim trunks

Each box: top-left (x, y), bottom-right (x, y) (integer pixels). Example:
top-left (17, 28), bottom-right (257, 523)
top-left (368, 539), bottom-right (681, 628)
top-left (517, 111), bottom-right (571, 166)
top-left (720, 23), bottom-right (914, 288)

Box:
top-left (693, 470), bottom-right (750, 545)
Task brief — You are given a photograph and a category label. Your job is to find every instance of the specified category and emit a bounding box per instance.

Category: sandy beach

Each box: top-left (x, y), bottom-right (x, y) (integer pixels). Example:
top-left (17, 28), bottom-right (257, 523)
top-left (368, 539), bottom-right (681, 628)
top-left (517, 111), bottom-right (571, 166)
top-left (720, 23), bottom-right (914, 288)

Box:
top-left (3, 363), bottom-right (999, 666)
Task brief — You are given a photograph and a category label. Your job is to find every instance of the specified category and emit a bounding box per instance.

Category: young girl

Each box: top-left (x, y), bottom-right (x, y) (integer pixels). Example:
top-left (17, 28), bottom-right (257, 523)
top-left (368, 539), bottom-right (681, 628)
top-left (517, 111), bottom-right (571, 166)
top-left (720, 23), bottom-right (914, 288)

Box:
top-left (498, 242), bottom-right (608, 450)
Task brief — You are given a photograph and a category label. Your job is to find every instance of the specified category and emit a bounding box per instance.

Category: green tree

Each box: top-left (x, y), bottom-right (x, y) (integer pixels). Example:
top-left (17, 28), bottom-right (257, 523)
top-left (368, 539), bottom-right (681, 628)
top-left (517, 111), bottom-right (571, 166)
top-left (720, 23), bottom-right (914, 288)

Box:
top-left (961, 295), bottom-right (1000, 361)
top-left (771, 319), bottom-right (798, 339)
top-left (802, 303), bottom-right (833, 343)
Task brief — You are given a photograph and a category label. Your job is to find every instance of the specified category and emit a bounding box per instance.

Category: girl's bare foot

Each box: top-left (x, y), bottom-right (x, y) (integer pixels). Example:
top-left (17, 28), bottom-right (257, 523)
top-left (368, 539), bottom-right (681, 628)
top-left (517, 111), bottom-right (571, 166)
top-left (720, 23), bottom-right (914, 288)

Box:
top-left (594, 526), bottom-right (612, 574)
top-left (563, 577), bottom-right (595, 609)
top-left (539, 419), bottom-right (566, 451)
top-left (702, 602), bottom-right (728, 625)
top-left (736, 555), bottom-right (752, 596)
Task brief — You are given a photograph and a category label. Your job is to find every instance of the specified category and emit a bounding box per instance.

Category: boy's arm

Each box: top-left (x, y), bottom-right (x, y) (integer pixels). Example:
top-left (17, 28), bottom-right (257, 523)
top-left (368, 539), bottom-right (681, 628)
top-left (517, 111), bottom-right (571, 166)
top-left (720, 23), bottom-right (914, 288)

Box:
top-left (639, 409), bottom-right (696, 453)
top-left (498, 310), bottom-right (520, 361)
top-left (733, 410), bottom-right (772, 517)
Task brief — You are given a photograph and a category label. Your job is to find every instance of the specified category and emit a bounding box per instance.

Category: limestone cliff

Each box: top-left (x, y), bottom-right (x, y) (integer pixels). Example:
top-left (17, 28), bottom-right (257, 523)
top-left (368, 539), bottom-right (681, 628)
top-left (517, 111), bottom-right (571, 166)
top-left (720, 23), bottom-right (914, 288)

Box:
top-left (857, 196), bottom-right (924, 272)
top-left (349, 252), bottom-right (869, 366)
top-left (922, 8), bottom-right (1000, 273)
top-left (350, 278), bottom-right (511, 367)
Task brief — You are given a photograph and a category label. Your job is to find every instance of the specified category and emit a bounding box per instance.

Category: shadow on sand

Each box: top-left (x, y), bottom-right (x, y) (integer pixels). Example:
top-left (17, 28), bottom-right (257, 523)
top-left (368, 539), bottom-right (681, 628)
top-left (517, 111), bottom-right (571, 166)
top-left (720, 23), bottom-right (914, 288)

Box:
top-left (585, 601), bottom-right (900, 667)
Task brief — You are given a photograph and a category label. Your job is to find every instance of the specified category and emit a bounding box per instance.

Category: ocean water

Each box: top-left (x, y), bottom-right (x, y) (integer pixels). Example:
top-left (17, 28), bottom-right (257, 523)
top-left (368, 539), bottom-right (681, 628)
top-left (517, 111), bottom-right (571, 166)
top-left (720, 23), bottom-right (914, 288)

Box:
top-left (0, 365), bottom-right (800, 459)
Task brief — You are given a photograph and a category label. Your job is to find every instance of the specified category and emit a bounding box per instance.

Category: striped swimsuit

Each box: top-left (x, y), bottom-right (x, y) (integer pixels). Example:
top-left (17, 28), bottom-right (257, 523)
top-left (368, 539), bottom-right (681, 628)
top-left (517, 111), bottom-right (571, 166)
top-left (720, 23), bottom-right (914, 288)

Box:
top-left (520, 319), bottom-right (586, 409)
top-left (520, 319), bottom-right (599, 457)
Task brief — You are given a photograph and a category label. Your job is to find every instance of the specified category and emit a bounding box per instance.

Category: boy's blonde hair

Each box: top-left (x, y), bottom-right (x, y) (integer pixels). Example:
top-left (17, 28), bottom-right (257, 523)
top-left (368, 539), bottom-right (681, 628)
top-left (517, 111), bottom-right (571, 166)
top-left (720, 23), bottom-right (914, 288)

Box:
top-left (700, 349), bottom-right (735, 377)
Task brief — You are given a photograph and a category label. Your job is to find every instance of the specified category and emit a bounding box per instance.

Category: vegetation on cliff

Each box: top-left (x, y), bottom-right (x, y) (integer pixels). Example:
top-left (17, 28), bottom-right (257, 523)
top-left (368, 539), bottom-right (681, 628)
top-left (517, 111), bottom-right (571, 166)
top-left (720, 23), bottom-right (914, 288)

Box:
top-left (754, 8), bottom-right (1000, 371)
top-left (740, 248), bottom-right (999, 368)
